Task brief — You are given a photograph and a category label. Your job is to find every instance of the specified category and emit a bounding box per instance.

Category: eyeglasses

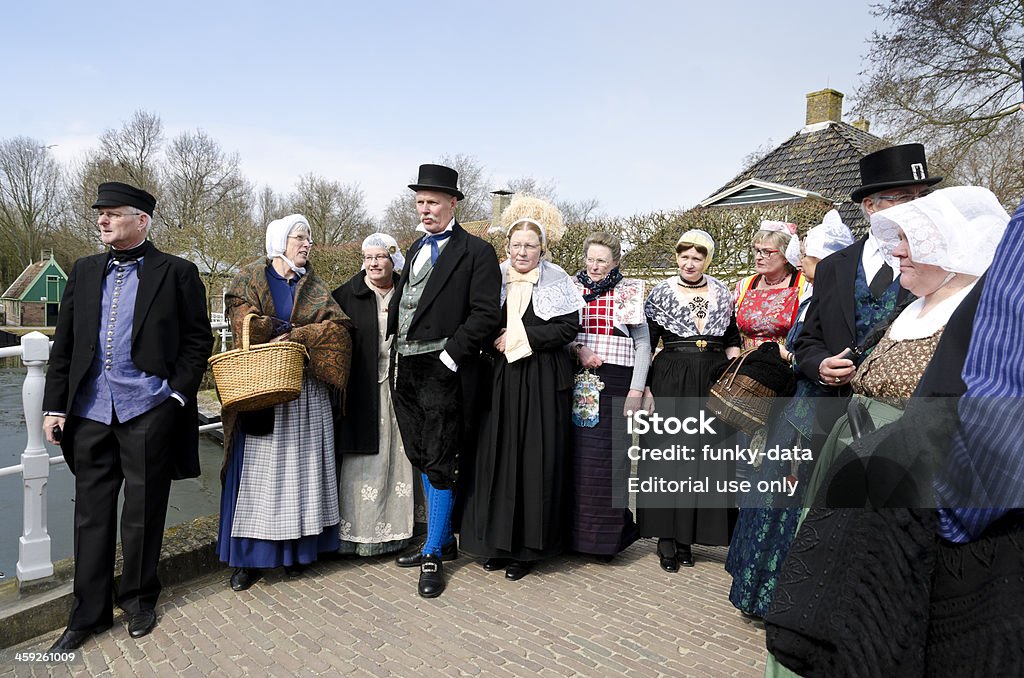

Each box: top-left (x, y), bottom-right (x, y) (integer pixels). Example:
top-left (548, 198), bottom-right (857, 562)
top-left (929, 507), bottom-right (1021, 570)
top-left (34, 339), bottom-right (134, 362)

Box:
top-left (363, 254), bottom-right (391, 263)
top-left (875, 189), bottom-right (933, 204)
top-left (289, 234), bottom-right (313, 245)
top-left (753, 248), bottom-right (779, 258)
top-left (509, 243), bottom-right (540, 252)
top-left (585, 257), bottom-right (611, 266)
top-left (97, 209), bottom-right (141, 219)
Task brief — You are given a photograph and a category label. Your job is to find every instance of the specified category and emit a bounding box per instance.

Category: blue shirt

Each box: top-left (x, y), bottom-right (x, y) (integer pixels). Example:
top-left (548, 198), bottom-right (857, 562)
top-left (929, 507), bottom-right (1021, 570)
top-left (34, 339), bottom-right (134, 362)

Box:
top-left (71, 257), bottom-right (174, 424)
top-left (936, 198), bottom-right (1024, 541)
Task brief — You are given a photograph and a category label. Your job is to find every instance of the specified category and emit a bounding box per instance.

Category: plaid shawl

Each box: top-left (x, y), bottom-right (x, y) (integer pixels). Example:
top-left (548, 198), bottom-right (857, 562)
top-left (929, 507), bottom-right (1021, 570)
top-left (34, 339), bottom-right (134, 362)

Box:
top-left (221, 258), bottom-right (352, 452)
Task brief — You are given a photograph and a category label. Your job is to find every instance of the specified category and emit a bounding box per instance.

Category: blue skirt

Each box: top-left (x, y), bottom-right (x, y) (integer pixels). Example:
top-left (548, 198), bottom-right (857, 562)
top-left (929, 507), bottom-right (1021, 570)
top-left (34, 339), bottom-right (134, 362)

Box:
top-left (217, 430), bottom-right (339, 568)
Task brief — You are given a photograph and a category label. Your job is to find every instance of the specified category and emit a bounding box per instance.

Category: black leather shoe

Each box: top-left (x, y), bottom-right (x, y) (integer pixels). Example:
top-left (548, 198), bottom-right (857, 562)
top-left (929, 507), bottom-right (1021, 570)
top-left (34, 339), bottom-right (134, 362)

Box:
top-left (418, 554), bottom-right (446, 598)
top-left (49, 624), bottom-right (110, 651)
top-left (127, 609), bottom-right (157, 639)
top-left (395, 540), bottom-right (457, 568)
top-left (504, 561), bottom-right (532, 581)
top-left (659, 554), bottom-right (679, 572)
top-left (677, 544), bottom-right (695, 567)
top-left (230, 567), bottom-right (262, 591)
top-left (482, 557), bottom-right (512, 571)
top-left (284, 563), bottom-right (306, 577)
top-left (657, 538), bottom-right (679, 572)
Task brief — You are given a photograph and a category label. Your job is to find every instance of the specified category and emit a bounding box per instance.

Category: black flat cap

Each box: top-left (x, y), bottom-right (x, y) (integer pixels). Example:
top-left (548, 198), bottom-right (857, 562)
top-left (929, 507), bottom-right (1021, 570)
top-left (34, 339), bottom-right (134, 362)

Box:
top-left (92, 182), bottom-right (157, 216)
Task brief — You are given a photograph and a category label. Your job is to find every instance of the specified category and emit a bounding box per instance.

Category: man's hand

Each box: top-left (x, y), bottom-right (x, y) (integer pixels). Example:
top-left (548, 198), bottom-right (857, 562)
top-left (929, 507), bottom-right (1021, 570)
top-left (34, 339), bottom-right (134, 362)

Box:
top-left (43, 414), bottom-right (66, 445)
top-left (494, 329), bottom-right (507, 353)
top-left (818, 351), bottom-right (856, 386)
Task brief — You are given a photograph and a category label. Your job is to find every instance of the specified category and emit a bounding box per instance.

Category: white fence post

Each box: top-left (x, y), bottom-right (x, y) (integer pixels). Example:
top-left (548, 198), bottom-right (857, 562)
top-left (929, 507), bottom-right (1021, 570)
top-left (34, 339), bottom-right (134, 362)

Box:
top-left (17, 332), bottom-right (53, 582)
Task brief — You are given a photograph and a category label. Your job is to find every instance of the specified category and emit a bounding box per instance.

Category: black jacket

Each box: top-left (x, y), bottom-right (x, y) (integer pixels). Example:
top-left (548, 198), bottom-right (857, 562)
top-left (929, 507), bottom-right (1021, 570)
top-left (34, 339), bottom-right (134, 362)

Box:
top-left (386, 222), bottom-right (501, 366)
top-left (43, 246), bottom-right (213, 479)
top-left (332, 270), bottom-right (399, 455)
top-left (794, 236), bottom-right (910, 386)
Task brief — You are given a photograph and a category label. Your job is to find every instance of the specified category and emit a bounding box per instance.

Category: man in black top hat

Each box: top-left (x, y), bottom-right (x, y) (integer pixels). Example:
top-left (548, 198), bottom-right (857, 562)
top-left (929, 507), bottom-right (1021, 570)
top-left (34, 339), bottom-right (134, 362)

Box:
top-left (43, 182), bottom-right (212, 649)
top-left (387, 164), bottom-right (501, 598)
top-left (794, 143), bottom-right (941, 421)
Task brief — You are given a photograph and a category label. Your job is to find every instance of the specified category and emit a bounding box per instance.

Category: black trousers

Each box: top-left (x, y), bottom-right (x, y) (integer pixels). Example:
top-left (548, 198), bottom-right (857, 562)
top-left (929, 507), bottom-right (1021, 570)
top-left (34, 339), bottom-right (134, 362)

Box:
top-left (65, 398), bottom-right (177, 630)
top-left (392, 351), bottom-right (464, 490)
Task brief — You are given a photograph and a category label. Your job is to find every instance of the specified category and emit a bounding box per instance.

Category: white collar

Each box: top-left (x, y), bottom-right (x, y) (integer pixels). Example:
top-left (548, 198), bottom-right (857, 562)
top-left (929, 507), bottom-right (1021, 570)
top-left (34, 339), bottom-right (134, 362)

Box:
top-left (889, 281), bottom-right (976, 341)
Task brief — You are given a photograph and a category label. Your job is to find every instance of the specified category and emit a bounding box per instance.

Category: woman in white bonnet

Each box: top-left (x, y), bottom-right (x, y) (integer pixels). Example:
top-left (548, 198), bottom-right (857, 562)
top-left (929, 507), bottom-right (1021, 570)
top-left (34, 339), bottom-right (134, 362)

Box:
top-left (217, 214), bottom-right (352, 591)
top-left (332, 233), bottom-right (419, 557)
top-left (459, 196), bottom-right (584, 582)
top-left (764, 186), bottom-right (1010, 677)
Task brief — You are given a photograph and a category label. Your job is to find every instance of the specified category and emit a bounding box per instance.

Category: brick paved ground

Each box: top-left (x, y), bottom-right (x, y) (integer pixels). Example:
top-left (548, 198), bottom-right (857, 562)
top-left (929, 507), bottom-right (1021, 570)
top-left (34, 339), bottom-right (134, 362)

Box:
top-left (4, 539), bottom-right (767, 677)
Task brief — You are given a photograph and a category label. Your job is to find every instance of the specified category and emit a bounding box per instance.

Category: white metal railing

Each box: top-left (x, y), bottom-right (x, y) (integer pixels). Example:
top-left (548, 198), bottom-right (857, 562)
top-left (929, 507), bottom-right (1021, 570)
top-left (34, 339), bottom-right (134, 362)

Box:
top-left (0, 321), bottom-right (229, 585)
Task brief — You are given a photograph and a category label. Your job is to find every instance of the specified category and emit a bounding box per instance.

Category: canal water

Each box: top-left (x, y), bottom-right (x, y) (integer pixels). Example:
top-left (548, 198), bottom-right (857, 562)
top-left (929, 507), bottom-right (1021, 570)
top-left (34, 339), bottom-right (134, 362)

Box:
top-left (0, 369), bottom-right (224, 582)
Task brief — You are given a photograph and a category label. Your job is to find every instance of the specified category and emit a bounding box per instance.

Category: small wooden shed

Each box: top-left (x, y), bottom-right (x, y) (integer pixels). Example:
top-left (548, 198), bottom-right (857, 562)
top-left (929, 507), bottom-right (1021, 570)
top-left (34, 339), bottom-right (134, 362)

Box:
top-left (1, 249), bottom-right (68, 327)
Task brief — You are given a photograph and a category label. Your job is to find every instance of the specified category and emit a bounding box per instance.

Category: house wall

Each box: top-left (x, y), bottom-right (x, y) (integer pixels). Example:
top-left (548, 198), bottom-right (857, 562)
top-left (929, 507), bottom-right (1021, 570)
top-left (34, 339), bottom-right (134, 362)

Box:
top-left (23, 262), bottom-right (67, 302)
top-left (2, 300), bottom-right (18, 326)
top-left (20, 303), bottom-right (45, 327)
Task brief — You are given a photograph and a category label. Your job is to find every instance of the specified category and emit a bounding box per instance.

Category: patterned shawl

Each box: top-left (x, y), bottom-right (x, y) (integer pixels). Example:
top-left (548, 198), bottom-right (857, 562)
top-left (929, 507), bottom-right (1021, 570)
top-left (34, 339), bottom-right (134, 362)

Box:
top-left (221, 257), bottom-right (352, 451)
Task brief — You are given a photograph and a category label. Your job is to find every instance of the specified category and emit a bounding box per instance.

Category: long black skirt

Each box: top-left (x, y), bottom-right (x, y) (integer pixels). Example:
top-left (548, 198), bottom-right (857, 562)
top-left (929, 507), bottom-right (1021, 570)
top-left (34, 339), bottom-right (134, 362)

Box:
top-left (569, 363), bottom-right (640, 556)
top-left (636, 349), bottom-right (737, 546)
top-left (460, 349), bottom-right (572, 562)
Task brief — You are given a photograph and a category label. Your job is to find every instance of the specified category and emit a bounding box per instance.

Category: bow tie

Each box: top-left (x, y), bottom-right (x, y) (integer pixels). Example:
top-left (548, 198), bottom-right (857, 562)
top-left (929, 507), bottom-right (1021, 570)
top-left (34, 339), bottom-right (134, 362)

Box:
top-left (421, 231), bottom-right (453, 265)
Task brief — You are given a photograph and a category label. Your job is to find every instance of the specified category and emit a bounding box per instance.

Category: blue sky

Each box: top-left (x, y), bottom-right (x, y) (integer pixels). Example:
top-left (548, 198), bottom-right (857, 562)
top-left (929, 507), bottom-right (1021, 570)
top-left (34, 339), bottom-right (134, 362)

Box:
top-left (2, 1), bottom-right (883, 221)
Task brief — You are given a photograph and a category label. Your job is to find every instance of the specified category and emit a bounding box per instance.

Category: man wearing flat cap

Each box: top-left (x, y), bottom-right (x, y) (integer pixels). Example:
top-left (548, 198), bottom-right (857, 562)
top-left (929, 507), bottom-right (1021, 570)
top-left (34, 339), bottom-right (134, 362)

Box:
top-left (387, 164), bottom-right (501, 598)
top-left (794, 143), bottom-right (940, 427)
top-left (43, 182), bottom-right (213, 649)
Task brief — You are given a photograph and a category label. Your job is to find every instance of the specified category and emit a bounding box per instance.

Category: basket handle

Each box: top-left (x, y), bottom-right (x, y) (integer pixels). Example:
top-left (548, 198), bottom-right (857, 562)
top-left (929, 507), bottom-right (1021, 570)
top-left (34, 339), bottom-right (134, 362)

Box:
top-left (721, 348), bottom-right (756, 388)
top-left (241, 313), bottom-right (257, 351)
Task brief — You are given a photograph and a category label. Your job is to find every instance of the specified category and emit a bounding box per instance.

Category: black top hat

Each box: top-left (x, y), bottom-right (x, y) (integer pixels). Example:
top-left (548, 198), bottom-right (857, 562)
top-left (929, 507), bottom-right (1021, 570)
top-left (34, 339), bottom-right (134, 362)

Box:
top-left (850, 143), bottom-right (942, 203)
top-left (91, 181), bottom-right (157, 216)
top-left (408, 164), bottom-right (464, 200)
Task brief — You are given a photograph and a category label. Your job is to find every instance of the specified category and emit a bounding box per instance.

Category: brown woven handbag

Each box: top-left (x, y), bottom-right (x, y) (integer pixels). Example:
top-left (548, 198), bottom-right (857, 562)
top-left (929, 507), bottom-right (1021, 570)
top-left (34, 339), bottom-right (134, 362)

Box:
top-left (706, 349), bottom-right (778, 434)
top-left (208, 313), bottom-right (308, 412)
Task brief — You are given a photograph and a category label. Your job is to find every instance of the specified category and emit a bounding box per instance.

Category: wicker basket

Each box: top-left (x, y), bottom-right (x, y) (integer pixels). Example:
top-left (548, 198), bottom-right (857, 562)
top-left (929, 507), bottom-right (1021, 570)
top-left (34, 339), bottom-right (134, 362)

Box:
top-left (208, 313), bottom-right (308, 412)
top-left (706, 350), bottom-right (777, 434)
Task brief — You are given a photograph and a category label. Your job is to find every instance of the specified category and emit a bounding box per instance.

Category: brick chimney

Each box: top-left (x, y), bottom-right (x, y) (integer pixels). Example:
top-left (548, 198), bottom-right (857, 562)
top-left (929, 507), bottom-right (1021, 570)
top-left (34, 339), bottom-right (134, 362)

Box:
top-left (852, 116), bottom-right (870, 133)
top-left (490, 189), bottom-right (513, 226)
top-left (805, 88), bottom-right (844, 125)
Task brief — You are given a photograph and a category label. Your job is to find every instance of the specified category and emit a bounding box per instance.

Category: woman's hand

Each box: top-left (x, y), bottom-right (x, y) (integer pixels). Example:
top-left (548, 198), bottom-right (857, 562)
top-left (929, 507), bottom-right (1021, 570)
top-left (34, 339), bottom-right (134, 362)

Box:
top-left (578, 345), bottom-right (604, 369)
top-left (641, 387), bottom-right (656, 414)
top-left (494, 329), bottom-right (507, 353)
top-left (623, 388), bottom-right (644, 416)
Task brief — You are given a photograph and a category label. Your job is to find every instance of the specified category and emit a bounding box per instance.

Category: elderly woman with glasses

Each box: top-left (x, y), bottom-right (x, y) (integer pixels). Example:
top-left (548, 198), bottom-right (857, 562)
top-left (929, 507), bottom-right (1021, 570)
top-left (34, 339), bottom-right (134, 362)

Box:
top-left (726, 210), bottom-right (854, 619)
top-left (566, 231), bottom-right (649, 561)
top-left (734, 222), bottom-right (808, 359)
top-left (459, 196), bottom-right (584, 582)
top-left (216, 215), bottom-right (351, 591)
top-left (332, 233), bottom-right (421, 557)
